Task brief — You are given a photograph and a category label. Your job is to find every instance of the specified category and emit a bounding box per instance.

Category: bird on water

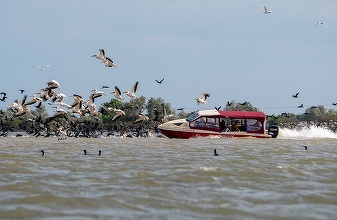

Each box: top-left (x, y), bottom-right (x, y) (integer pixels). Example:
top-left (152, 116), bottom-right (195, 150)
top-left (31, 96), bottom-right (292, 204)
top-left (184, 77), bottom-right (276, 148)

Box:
top-left (98, 150), bottom-right (101, 156)
top-left (83, 150), bottom-right (87, 155)
top-left (40, 150), bottom-right (45, 156)
top-left (214, 149), bottom-right (219, 156)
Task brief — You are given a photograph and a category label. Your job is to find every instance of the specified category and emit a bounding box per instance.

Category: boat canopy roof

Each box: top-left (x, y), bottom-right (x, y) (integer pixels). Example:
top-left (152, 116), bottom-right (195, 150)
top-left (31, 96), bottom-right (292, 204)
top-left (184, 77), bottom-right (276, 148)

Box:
top-left (197, 110), bottom-right (266, 120)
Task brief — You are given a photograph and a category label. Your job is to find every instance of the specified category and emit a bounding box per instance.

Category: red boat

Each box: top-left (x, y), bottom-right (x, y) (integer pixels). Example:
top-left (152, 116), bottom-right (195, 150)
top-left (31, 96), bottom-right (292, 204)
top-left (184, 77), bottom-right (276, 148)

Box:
top-left (158, 109), bottom-right (278, 139)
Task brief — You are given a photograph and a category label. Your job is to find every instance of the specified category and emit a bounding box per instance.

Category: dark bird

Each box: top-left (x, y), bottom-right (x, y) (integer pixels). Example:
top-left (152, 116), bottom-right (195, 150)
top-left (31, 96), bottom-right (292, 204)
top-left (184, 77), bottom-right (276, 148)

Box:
top-left (98, 150), bottom-right (101, 156)
top-left (177, 107), bottom-right (185, 111)
top-left (297, 104), bottom-right (304, 108)
top-left (292, 92), bottom-right (300, 98)
top-left (19, 89), bottom-right (25, 94)
top-left (40, 150), bottom-right (44, 156)
top-left (333, 103), bottom-right (337, 106)
top-left (227, 101), bottom-right (233, 106)
top-left (238, 101), bottom-right (247, 105)
top-left (215, 106), bottom-right (221, 110)
top-left (101, 85), bottom-right (109, 89)
top-left (155, 78), bottom-right (164, 84)
top-left (83, 150), bottom-right (87, 155)
top-left (214, 149), bottom-right (218, 156)
top-left (303, 146), bottom-right (308, 150)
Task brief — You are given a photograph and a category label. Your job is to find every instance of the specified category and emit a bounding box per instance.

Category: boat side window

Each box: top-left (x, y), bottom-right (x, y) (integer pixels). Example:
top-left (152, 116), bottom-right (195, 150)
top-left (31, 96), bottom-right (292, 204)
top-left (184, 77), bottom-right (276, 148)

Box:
top-left (247, 119), bottom-right (262, 131)
top-left (190, 117), bottom-right (219, 129)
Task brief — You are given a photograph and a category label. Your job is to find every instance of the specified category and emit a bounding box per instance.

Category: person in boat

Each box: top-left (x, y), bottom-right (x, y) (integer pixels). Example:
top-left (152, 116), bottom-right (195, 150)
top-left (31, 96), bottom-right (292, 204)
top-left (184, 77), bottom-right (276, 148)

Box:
top-left (231, 120), bottom-right (240, 131)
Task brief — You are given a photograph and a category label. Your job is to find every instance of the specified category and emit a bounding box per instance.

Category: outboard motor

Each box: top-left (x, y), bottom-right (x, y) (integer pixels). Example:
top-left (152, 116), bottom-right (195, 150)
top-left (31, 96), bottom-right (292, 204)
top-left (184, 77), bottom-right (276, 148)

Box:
top-left (268, 125), bottom-right (279, 138)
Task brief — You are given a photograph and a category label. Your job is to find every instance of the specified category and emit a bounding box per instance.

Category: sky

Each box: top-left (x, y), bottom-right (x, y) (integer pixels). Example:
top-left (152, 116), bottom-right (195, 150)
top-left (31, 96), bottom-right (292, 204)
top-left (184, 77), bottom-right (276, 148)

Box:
top-left (1, 0), bottom-right (337, 116)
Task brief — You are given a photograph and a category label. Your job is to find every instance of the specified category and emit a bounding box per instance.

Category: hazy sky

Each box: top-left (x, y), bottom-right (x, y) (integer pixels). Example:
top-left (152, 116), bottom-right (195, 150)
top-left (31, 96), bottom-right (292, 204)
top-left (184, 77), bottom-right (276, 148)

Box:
top-left (1, 1), bottom-right (337, 116)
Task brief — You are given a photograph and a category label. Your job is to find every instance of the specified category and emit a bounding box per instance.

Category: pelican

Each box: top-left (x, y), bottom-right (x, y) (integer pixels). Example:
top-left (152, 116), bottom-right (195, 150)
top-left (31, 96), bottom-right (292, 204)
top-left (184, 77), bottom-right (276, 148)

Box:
top-left (90, 89), bottom-right (106, 100)
top-left (162, 104), bottom-right (175, 122)
top-left (315, 22), bottom-right (328, 28)
top-left (103, 57), bottom-right (117, 67)
top-left (134, 113), bottom-right (149, 124)
top-left (195, 93), bottom-right (210, 105)
top-left (24, 95), bottom-right (42, 106)
top-left (46, 80), bottom-right (61, 90)
top-left (32, 65), bottom-right (51, 71)
top-left (111, 108), bottom-right (126, 122)
top-left (261, 3), bottom-right (272, 14)
top-left (69, 94), bottom-right (85, 115)
top-left (111, 86), bottom-right (124, 101)
top-left (11, 95), bottom-right (30, 116)
top-left (91, 49), bottom-right (106, 60)
top-left (123, 81), bottom-right (139, 100)
top-left (45, 106), bottom-right (67, 124)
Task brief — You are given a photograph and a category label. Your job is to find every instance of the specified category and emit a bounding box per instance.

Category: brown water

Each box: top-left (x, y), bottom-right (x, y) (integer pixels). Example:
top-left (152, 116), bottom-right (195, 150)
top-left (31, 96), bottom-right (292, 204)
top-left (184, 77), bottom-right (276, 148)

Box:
top-left (1, 136), bottom-right (337, 219)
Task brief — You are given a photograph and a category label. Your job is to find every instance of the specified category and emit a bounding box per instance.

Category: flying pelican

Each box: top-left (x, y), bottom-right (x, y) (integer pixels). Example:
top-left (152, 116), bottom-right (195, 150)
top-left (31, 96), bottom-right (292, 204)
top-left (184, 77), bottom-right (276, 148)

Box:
top-left (32, 65), bottom-right (51, 71)
top-left (162, 104), bottom-right (175, 122)
top-left (46, 80), bottom-right (61, 90)
top-left (134, 113), bottom-right (149, 124)
top-left (123, 81), bottom-right (139, 100)
top-left (103, 57), bottom-right (117, 67)
top-left (314, 22), bottom-right (328, 28)
top-left (11, 95), bottom-right (30, 116)
top-left (24, 95), bottom-right (43, 106)
top-left (111, 108), bottom-right (126, 122)
top-left (91, 49), bottom-right (106, 60)
top-left (111, 86), bottom-right (124, 101)
top-left (45, 106), bottom-right (67, 124)
top-left (261, 3), bottom-right (272, 14)
top-left (90, 89), bottom-right (106, 100)
top-left (195, 93), bottom-right (210, 105)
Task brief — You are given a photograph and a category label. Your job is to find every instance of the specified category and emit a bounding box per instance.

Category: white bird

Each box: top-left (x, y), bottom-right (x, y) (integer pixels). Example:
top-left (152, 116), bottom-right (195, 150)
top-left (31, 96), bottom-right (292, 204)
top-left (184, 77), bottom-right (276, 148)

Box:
top-left (314, 22), bottom-right (328, 28)
top-left (91, 49), bottom-right (106, 60)
top-left (134, 113), bottom-right (149, 124)
top-left (24, 95), bottom-right (42, 106)
top-left (261, 3), bottom-right (272, 14)
top-left (111, 108), bottom-right (126, 122)
top-left (103, 57), bottom-right (117, 67)
top-left (10, 95), bottom-right (30, 116)
top-left (111, 86), bottom-right (124, 101)
top-left (32, 65), bottom-right (51, 71)
top-left (123, 81), bottom-right (139, 100)
top-left (90, 89), bottom-right (106, 100)
top-left (162, 104), bottom-right (175, 122)
top-left (46, 80), bottom-right (61, 90)
top-left (195, 93), bottom-right (210, 105)
top-left (45, 106), bottom-right (68, 123)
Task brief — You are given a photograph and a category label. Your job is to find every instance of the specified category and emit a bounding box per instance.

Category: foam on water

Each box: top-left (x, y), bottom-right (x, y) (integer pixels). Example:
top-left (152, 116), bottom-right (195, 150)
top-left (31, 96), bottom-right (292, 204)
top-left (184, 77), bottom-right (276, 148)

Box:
top-left (278, 126), bottom-right (337, 139)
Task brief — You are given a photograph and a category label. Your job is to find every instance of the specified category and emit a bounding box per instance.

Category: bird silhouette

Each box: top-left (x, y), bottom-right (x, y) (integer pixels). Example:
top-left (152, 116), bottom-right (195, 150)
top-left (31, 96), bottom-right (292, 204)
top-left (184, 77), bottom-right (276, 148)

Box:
top-left (155, 79), bottom-right (164, 84)
top-left (302, 146), bottom-right (308, 150)
top-left (83, 150), bottom-right (87, 155)
top-left (297, 104), bottom-right (304, 108)
top-left (98, 150), bottom-right (101, 156)
top-left (214, 149), bottom-right (219, 156)
top-left (40, 150), bottom-right (45, 156)
top-left (292, 92), bottom-right (299, 98)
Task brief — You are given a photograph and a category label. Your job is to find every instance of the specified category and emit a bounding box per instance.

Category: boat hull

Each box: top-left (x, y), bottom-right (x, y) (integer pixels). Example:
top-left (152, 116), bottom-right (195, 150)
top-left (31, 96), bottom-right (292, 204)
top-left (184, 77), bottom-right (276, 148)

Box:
top-left (158, 127), bottom-right (272, 139)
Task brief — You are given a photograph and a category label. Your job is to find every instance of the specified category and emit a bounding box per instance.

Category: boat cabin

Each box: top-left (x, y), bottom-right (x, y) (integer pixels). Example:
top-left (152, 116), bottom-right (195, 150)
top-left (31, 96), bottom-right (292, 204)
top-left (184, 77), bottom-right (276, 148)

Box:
top-left (186, 110), bottom-right (266, 134)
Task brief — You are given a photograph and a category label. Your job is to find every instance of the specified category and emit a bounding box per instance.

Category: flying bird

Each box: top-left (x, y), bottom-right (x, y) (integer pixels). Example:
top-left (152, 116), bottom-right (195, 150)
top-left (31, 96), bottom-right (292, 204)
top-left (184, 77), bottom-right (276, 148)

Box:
top-left (155, 79), bottom-right (164, 84)
top-left (103, 57), bottom-right (117, 67)
top-left (261, 3), bottom-right (272, 14)
top-left (110, 108), bottom-right (126, 122)
top-left (19, 89), bottom-right (25, 94)
top-left (333, 103), bottom-right (337, 106)
top-left (111, 86), bottom-right (124, 101)
top-left (314, 22), bottom-right (328, 28)
top-left (134, 113), bottom-right (149, 124)
top-left (297, 104), bottom-right (304, 108)
top-left (195, 93), bottom-right (210, 105)
top-left (91, 49), bottom-right (106, 60)
top-left (292, 92), bottom-right (299, 98)
top-left (32, 65), bottom-right (51, 71)
top-left (123, 81), bottom-right (139, 100)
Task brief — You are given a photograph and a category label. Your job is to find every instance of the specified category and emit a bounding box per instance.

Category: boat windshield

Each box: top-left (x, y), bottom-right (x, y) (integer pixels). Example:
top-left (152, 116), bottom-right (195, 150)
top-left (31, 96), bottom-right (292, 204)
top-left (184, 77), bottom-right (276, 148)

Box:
top-left (186, 113), bottom-right (199, 122)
